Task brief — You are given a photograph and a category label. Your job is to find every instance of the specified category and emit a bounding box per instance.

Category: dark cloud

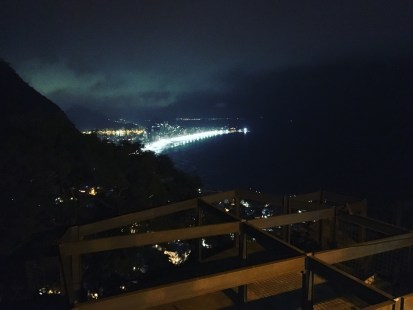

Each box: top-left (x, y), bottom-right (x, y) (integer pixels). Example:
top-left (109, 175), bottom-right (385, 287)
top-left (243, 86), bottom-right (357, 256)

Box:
top-left (1, 0), bottom-right (413, 119)
top-left (162, 91), bottom-right (228, 118)
top-left (161, 59), bottom-right (413, 121)
top-left (139, 91), bottom-right (171, 106)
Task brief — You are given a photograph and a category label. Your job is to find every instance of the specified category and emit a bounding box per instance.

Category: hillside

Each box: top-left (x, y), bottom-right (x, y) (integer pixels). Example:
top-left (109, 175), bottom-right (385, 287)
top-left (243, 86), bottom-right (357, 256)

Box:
top-left (0, 59), bottom-right (200, 259)
top-left (1, 60), bottom-right (88, 253)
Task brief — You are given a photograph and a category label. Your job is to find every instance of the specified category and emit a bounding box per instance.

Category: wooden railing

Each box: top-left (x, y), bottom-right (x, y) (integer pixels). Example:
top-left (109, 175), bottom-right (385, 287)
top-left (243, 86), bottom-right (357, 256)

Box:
top-left (58, 189), bottom-right (413, 310)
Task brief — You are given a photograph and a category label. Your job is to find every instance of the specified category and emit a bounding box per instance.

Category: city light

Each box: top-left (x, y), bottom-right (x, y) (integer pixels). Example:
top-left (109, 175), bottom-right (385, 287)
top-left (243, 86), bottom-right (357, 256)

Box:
top-left (38, 287), bottom-right (61, 296)
top-left (152, 241), bottom-right (191, 265)
top-left (87, 291), bottom-right (99, 300)
top-left (82, 120), bottom-right (249, 154)
top-left (163, 249), bottom-right (191, 265)
top-left (143, 129), bottom-right (232, 154)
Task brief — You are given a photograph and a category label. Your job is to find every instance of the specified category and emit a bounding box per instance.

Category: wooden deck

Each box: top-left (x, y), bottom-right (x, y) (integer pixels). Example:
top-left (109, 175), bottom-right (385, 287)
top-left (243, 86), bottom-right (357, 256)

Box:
top-left (149, 272), bottom-right (357, 310)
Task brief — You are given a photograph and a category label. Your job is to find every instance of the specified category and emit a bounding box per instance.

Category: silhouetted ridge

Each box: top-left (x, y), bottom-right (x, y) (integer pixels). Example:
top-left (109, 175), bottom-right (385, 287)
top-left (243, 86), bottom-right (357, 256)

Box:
top-left (0, 59), bottom-right (80, 136)
top-left (0, 59), bottom-right (88, 201)
top-left (0, 59), bottom-right (200, 263)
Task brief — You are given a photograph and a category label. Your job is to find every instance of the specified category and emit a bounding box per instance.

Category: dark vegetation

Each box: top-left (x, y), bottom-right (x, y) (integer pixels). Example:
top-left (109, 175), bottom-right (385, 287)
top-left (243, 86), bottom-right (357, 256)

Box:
top-left (0, 59), bottom-right (200, 303)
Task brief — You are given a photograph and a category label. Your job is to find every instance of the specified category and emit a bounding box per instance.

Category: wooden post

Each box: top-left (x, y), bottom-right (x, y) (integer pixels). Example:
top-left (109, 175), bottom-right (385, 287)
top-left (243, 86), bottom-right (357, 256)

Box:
top-left (318, 218), bottom-right (323, 249)
top-left (301, 271), bottom-right (308, 310)
top-left (234, 193), bottom-right (241, 250)
top-left (72, 226), bottom-right (82, 304)
top-left (234, 194), bottom-right (241, 219)
top-left (302, 259), bottom-right (314, 310)
top-left (360, 223), bottom-right (366, 243)
top-left (320, 190), bottom-right (324, 207)
top-left (238, 221), bottom-right (248, 303)
top-left (283, 195), bottom-right (291, 243)
top-left (320, 191), bottom-right (325, 246)
top-left (197, 203), bottom-right (203, 263)
top-left (331, 206), bottom-right (337, 248)
top-left (60, 254), bottom-right (74, 302)
top-left (72, 254), bottom-right (82, 303)
top-left (59, 226), bottom-right (82, 305)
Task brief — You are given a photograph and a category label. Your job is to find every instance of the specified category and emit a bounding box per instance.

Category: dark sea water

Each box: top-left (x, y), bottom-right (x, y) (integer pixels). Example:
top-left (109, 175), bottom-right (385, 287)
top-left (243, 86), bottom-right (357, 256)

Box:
top-left (167, 125), bottom-right (268, 193)
top-left (165, 117), bottom-right (413, 218)
top-left (166, 118), bottom-right (354, 194)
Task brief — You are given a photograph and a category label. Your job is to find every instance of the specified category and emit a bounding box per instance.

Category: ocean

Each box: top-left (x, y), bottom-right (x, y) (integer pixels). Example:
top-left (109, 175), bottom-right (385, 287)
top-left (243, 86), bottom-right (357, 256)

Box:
top-left (164, 117), bottom-right (412, 218)
top-left (165, 118), bottom-right (341, 195)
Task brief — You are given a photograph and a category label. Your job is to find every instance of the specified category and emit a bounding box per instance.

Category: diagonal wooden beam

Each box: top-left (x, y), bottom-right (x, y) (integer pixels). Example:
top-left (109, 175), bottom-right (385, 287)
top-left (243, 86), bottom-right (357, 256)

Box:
top-left (314, 232), bottom-right (413, 264)
top-left (338, 214), bottom-right (409, 236)
top-left (307, 256), bottom-right (394, 307)
top-left (78, 199), bottom-right (197, 236)
top-left (243, 222), bottom-right (303, 256)
top-left (72, 256), bottom-right (305, 310)
top-left (60, 222), bottom-right (240, 256)
top-left (198, 198), bottom-right (240, 221)
top-left (200, 190), bottom-right (237, 204)
top-left (248, 208), bottom-right (335, 229)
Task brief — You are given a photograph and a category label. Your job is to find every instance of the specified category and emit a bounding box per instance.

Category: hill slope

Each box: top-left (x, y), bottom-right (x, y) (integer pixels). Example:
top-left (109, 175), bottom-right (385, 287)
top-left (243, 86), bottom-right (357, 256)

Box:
top-left (0, 59), bottom-right (200, 258)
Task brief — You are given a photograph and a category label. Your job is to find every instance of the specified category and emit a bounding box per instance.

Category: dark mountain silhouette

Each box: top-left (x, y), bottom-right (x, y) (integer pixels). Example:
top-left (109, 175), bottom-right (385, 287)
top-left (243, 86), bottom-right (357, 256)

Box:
top-left (0, 59), bottom-right (201, 305)
top-left (1, 59), bottom-right (90, 253)
top-left (0, 59), bottom-right (200, 259)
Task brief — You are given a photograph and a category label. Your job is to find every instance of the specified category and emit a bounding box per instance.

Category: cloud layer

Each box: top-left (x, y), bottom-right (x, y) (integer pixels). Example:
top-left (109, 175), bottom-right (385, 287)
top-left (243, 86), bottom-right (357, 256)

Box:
top-left (1, 0), bottom-right (413, 119)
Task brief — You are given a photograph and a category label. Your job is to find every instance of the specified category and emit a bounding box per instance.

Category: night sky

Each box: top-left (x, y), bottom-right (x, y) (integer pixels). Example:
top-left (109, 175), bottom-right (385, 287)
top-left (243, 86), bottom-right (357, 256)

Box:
top-left (1, 0), bottom-right (413, 120)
